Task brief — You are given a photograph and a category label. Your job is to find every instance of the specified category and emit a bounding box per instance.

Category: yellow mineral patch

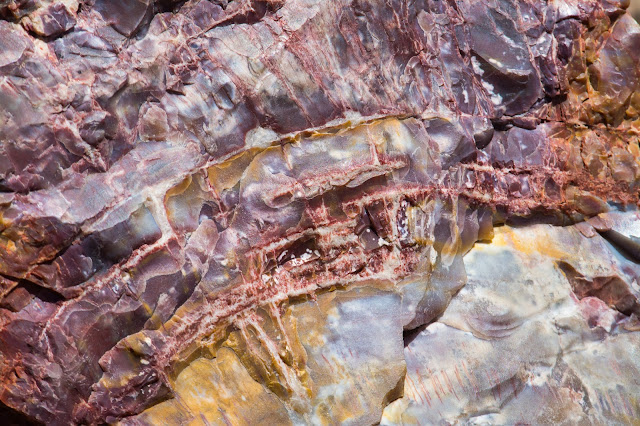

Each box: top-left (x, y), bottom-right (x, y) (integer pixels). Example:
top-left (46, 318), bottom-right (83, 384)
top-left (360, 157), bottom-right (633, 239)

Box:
top-left (490, 226), bottom-right (570, 260)
top-left (133, 348), bottom-right (292, 426)
top-left (1, 237), bottom-right (16, 254)
top-left (207, 149), bottom-right (260, 194)
top-left (165, 176), bottom-right (193, 199)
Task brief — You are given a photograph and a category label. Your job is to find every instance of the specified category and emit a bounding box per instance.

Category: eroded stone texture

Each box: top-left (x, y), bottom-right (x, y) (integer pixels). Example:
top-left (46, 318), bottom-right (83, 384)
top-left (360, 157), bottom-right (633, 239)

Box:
top-left (0, 0), bottom-right (640, 424)
top-left (383, 217), bottom-right (640, 424)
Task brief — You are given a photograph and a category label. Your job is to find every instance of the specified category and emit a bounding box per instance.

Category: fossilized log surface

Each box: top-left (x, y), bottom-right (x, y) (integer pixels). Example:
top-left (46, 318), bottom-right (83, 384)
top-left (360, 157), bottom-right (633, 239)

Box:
top-left (1, 0), bottom-right (640, 424)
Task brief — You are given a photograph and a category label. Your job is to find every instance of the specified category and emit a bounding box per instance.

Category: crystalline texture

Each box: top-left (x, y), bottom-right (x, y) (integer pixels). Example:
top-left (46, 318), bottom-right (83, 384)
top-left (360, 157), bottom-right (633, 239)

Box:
top-left (0, 0), bottom-right (640, 424)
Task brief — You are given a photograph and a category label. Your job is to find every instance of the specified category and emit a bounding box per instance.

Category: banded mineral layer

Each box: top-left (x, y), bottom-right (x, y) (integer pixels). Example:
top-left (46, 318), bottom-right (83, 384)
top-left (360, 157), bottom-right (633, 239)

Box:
top-left (1, 0), bottom-right (640, 424)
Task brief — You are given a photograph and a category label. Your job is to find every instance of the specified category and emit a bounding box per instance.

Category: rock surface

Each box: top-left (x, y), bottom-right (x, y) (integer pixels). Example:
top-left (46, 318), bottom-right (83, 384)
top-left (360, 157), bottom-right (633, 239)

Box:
top-left (384, 218), bottom-right (640, 424)
top-left (0, 0), bottom-right (639, 424)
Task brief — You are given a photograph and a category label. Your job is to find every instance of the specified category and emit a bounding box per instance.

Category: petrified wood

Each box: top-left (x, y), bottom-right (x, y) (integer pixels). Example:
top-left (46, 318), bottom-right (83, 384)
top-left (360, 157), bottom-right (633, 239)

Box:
top-left (1, 0), bottom-right (640, 424)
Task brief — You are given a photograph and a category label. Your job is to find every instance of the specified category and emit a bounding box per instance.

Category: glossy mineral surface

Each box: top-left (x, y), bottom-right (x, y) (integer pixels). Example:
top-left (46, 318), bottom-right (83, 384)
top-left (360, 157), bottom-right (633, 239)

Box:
top-left (1, 0), bottom-right (640, 424)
